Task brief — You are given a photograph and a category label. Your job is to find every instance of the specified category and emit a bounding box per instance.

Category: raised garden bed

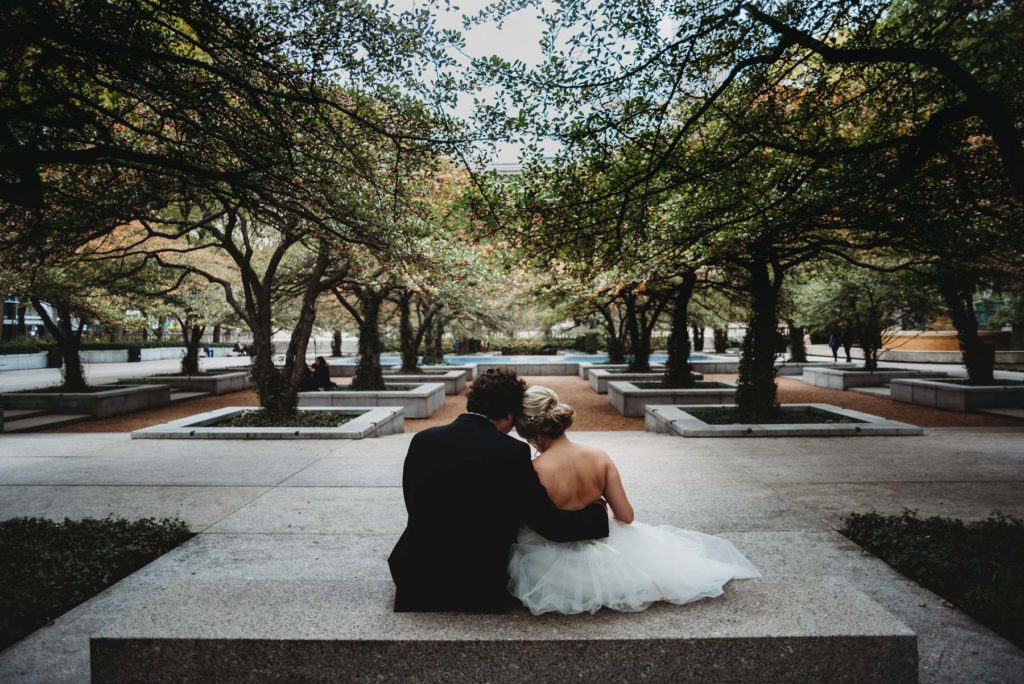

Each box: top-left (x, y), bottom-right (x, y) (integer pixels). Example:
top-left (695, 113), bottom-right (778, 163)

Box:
top-left (802, 367), bottom-right (948, 391)
top-left (588, 368), bottom-right (700, 394)
top-left (774, 361), bottom-right (843, 376)
top-left (131, 406), bottom-right (403, 439)
top-left (298, 382), bottom-right (445, 418)
top-left (690, 359), bottom-right (741, 374)
top-left (0, 384), bottom-right (170, 418)
top-left (645, 403), bottom-right (923, 437)
top-left (0, 352), bottom-right (49, 371)
top-left (0, 516), bottom-right (193, 650)
top-left (890, 377), bottom-right (1024, 412)
top-left (379, 370), bottom-right (467, 395)
top-left (577, 362), bottom-right (665, 380)
top-left (118, 371), bottom-right (253, 396)
top-left (841, 510), bottom-right (1024, 649)
top-left (608, 380), bottom-right (737, 417)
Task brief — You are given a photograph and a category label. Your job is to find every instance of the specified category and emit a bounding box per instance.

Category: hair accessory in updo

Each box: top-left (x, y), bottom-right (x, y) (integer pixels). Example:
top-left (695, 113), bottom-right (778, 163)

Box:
top-left (515, 386), bottom-right (575, 441)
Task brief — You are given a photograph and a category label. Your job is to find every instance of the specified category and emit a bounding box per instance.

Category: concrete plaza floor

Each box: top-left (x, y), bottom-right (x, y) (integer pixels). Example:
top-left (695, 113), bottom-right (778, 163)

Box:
top-left (0, 428), bottom-right (1022, 681)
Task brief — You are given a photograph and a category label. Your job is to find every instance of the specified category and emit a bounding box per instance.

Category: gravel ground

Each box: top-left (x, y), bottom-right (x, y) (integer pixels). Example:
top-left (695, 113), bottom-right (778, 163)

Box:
top-left (48, 373), bottom-right (1021, 433)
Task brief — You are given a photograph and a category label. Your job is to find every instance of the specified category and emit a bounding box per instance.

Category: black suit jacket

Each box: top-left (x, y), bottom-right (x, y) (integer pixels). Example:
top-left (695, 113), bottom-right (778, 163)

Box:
top-left (388, 413), bottom-right (610, 612)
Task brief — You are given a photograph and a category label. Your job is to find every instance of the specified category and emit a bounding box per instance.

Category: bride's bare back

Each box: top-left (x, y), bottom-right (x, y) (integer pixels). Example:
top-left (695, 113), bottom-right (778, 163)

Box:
top-left (532, 436), bottom-right (634, 523)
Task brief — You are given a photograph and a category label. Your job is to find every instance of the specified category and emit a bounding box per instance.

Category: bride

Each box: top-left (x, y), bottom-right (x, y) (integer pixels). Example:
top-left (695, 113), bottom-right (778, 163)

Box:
top-left (509, 386), bottom-right (761, 615)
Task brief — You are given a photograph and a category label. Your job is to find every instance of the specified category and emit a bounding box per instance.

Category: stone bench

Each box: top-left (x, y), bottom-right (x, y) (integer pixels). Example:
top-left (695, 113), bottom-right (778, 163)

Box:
top-left (89, 575), bottom-right (916, 682)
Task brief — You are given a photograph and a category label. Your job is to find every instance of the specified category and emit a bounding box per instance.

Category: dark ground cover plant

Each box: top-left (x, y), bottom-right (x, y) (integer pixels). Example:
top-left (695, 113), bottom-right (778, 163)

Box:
top-left (0, 517), bottom-right (192, 650)
top-left (217, 411), bottom-right (352, 428)
top-left (684, 407), bottom-right (861, 425)
top-left (841, 510), bottom-right (1024, 649)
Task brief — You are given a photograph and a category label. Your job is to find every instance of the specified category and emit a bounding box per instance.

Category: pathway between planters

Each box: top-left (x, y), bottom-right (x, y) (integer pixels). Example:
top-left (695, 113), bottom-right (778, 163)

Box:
top-left (45, 374), bottom-right (1022, 433)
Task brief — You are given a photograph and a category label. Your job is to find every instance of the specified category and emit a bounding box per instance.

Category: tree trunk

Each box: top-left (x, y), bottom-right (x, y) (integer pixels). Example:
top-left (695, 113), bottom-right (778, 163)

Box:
top-left (691, 324), bottom-right (705, 352)
top-left (662, 274), bottom-right (697, 388)
top-left (624, 293), bottom-right (652, 372)
top-left (423, 316), bottom-right (444, 365)
top-left (787, 320), bottom-right (807, 362)
top-left (16, 302), bottom-right (27, 337)
top-left (212, 324), bottom-right (222, 343)
top-left (713, 327), bottom-right (728, 353)
top-left (736, 259), bottom-right (781, 419)
top-left (600, 305), bottom-right (626, 364)
top-left (398, 293), bottom-right (419, 372)
top-left (156, 316), bottom-right (166, 341)
top-left (250, 315), bottom-right (289, 415)
top-left (939, 275), bottom-right (994, 384)
top-left (181, 324), bottom-right (205, 375)
top-left (331, 330), bottom-right (343, 357)
top-left (352, 292), bottom-right (385, 391)
top-left (32, 299), bottom-right (86, 390)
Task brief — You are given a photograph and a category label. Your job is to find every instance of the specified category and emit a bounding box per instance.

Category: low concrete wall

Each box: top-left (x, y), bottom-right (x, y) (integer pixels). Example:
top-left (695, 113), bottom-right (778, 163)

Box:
top-left (608, 381), bottom-right (737, 417)
top-left (690, 360), bottom-right (740, 374)
top-left (645, 404), bottom-right (923, 437)
top-left (298, 382), bottom-right (445, 419)
top-left (0, 384), bottom-right (170, 417)
top-left (119, 372), bottom-right (253, 396)
top-left (578, 362), bottom-right (666, 380)
top-left (475, 361), bottom-right (580, 376)
top-left (0, 352), bottom-right (49, 371)
top-left (384, 370), bottom-right (467, 395)
top-left (808, 345), bottom-right (1024, 365)
top-left (802, 368), bottom-right (948, 390)
top-left (775, 362), bottom-right (842, 376)
top-left (80, 350), bottom-right (130, 363)
top-left (131, 406), bottom-right (404, 439)
top-left (589, 369), bottom-right (703, 394)
top-left (890, 378), bottom-right (1024, 412)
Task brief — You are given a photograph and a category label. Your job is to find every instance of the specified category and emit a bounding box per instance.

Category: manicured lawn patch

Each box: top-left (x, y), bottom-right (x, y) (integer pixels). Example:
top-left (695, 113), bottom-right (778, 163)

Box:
top-left (217, 410), bottom-right (352, 428)
top-left (841, 510), bottom-right (1024, 648)
top-left (0, 517), bottom-right (192, 649)
top-left (685, 407), bottom-right (861, 424)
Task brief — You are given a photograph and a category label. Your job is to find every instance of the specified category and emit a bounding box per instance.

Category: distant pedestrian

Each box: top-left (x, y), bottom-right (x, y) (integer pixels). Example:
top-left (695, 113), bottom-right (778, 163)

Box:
top-left (841, 329), bottom-right (854, 363)
top-left (827, 333), bottom-right (840, 363)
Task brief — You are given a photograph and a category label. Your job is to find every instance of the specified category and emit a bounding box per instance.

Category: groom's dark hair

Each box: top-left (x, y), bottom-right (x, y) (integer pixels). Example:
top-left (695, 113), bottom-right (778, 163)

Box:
top-left (466, 369), bottom-right (527, 420)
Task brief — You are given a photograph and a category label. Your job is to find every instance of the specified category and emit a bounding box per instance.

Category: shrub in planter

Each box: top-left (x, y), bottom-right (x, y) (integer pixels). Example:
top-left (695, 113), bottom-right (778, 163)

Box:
top-left (0, 516), bottom-right (192, 649)
top-left (841, 510), bottom-right (1024, 648)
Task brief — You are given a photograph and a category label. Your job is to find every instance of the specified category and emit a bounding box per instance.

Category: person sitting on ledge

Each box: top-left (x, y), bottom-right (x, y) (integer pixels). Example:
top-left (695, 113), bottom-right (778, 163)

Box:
top-left (309, 356), bottom-right (335, 391)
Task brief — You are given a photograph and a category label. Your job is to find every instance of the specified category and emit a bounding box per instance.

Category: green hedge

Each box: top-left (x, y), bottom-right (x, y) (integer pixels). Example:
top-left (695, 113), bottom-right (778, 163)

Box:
top-left (0, 338), bottom-right (41, 354)
top-left (0, 341), bottom-right (240, 355)
top-left (841, 510), bottom-right (1024, 648)
top-left (0, 517), bottom-right (193, 649)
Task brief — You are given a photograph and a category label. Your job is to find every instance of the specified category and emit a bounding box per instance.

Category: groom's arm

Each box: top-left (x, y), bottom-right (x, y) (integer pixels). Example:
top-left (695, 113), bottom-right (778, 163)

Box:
top-left (514, 445), bottom-right (609, 543)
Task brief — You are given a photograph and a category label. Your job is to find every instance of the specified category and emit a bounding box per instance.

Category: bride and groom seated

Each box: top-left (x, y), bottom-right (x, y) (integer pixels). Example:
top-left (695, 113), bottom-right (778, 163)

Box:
top-left (388, 369), bottom-right (760, 615)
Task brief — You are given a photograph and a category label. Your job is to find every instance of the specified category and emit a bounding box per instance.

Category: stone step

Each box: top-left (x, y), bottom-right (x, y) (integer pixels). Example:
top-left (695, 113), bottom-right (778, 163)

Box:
top-left (977, 407), bottom-right (1024, 421)
top-left (1, 408), bottom-right (49, 420)
top-left (850, 386), bottom-right (892, 397)
top-left (3, 413), bottom-right (91, 433)
top-left (90, 576), bottom-right (917, 683)
top-left (169, 391), bottom-right (211, 403)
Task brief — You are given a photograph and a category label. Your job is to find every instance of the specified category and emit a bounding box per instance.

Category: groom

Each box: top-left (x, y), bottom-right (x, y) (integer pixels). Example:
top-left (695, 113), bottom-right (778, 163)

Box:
top-left (388, 368), bottom-right (609, 612)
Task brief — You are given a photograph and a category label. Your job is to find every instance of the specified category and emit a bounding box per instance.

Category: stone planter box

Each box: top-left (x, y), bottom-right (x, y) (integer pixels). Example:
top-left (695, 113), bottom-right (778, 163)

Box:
top-left (131, 406), bottom-right (403, 440)
top-left (381, 370), bottom-right (467, 395)
top-left (690, 359), bottom-right (741, 374)
top-left (589, 369), bottom-right (703, 394)
top-left (608, 380), bottom-right (737, 417)
top-left (774, 362), bottom-right (843, 376)
top-left (298, 382), bottom-right (445, 419)
top-left (118, 371), bottom-right (253, 396)
top-left (328, 360), bottom-right (401, 377)
top-left (890, 378), bottom-right (1024, 412)
top-left (645, 404), bottom-right (923, 437)
top-left (0, 351), bottom-right (49, 371)
top-left (474, 361), bottom-right (580, 376)
top-left (802, 367), bottom-right (948, 391)
top-left (0, 384), bottom-right (170, 418)
top-left (577, 362), bottom-right (665, 380)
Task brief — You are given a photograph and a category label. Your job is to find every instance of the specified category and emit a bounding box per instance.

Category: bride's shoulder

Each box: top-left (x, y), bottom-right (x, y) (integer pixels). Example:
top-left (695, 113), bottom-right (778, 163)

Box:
top-left (574, 442), bottom-right (612, 464)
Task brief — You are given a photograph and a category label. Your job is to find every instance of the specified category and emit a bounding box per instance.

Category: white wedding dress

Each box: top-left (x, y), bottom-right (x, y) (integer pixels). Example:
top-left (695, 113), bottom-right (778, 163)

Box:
top-left (508, 518), bottom-right (761, 615)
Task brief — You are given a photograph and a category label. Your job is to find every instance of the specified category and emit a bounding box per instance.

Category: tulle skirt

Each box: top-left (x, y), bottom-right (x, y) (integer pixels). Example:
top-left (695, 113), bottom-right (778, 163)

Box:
top-left (508, 520), bottom-right (761, 615)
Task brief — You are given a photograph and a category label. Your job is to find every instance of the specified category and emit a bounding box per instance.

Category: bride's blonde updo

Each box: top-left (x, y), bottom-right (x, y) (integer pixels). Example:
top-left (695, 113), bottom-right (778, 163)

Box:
top-left (515, 386), bottom-right (575, 441)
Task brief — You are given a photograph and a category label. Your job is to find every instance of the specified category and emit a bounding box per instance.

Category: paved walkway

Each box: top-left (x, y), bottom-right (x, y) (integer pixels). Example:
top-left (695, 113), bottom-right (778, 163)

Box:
top-left (0, 428), bottom-right (1022, 681)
